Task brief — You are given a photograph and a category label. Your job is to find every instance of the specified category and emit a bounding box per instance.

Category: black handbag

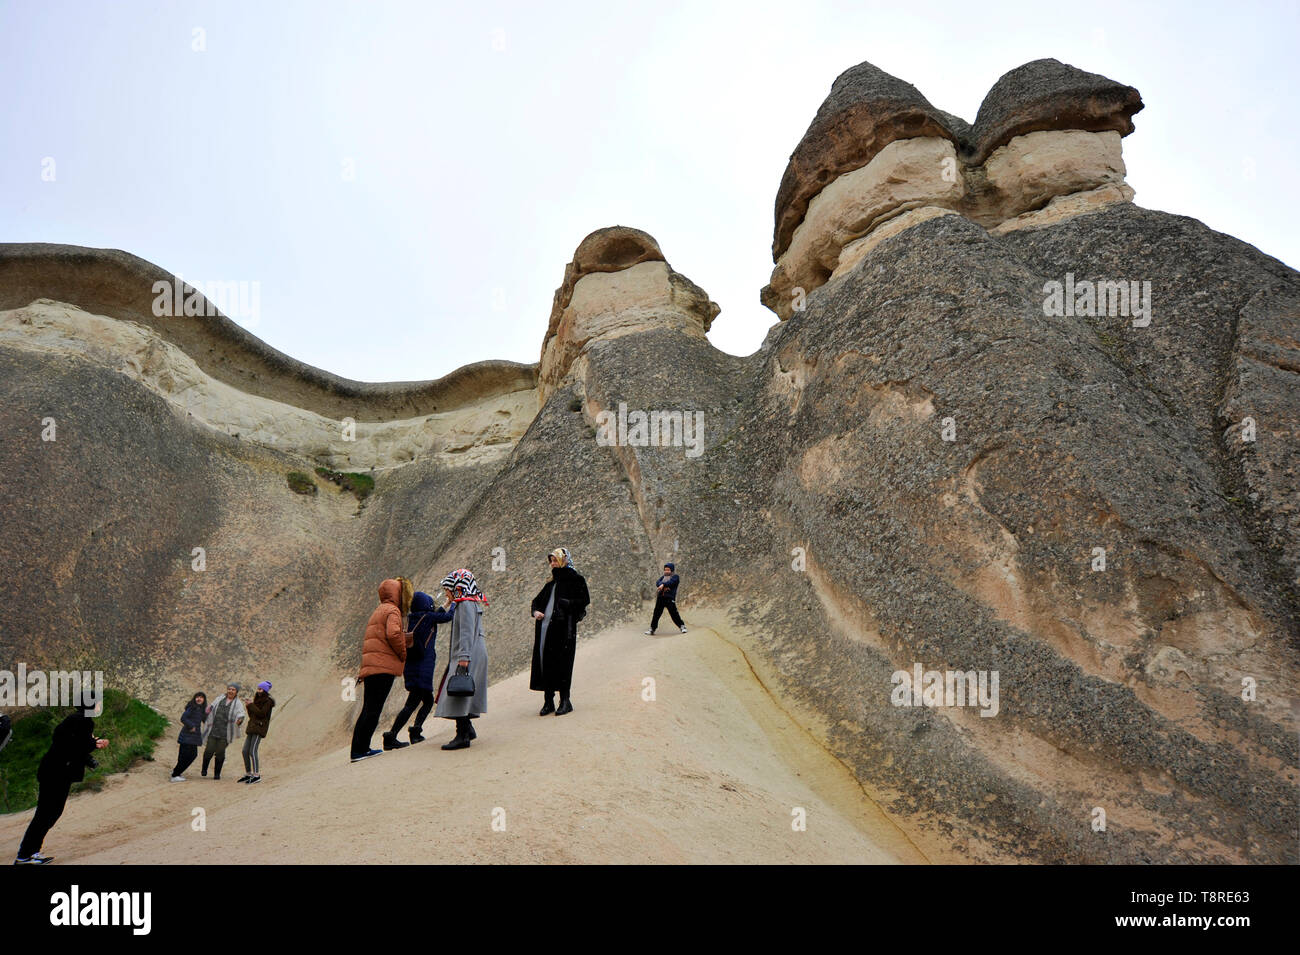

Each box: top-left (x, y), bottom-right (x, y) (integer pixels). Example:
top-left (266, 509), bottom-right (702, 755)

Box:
top-left (446, 664), bottom-right (475, 697)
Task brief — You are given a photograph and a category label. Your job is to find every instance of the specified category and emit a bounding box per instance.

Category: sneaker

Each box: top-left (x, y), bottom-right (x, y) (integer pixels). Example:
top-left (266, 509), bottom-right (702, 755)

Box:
top-left (644, 629), bottom-right (656, 636)
top-left (236, 775), bottom-right (251, 783)
top-left (170, 775), bottom-right (186, 782)
top-left (680, 626), bottom-right (688, 633)
top-left (350, 748), bottom-right (383, 763)
top-left (14, 852), bottom-right (53, 865)
top-left (247, 775), bottom-right (261, 784)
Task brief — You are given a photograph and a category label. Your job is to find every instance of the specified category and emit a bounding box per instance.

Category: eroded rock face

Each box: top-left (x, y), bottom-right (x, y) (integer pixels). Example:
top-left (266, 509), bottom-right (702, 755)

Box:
top-left (2, 55), bottom-right (1295, 867)
top-left (538, 226), bottom-right (719, 401)
top-left (772, 61), bottom-right (959, 263)
top-left (762, 59), bottom-right (1144, 319)
top-left (969, 57), bottom-right (1143, 164)
top-left (0, 300), bottom-right (535, 470)
top-left (0, 244), bottom-right (539, 421)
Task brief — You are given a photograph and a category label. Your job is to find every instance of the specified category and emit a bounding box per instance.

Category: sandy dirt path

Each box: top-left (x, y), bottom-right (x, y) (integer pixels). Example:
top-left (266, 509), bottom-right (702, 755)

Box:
top-left (1, 624), bottom-right (927, 864)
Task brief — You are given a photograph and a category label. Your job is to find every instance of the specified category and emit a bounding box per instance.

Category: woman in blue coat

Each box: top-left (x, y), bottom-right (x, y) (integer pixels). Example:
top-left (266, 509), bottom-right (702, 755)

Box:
top-left (170, 691), bottom-right (208, 781)
top-left (384, 591), bottom-right (453, 747)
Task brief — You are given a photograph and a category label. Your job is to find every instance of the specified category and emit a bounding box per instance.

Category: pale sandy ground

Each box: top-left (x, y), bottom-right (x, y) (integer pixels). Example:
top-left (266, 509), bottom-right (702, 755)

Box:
top-left (1, 624), bottom-right (929, 864)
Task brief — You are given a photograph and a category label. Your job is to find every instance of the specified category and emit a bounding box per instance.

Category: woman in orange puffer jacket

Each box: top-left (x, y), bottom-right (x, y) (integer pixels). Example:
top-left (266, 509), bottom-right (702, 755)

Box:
top-left (350, 577), bottom-right (412, 762)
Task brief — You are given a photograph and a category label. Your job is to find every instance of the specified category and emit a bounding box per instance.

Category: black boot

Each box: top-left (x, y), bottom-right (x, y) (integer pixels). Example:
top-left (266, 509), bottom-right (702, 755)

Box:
top-left (467, 721), bottom-right (477, 740)
top-left (441, 718), bottom-right (471, 750)
top-left (382, 731), bottom-right (408, 751)
top-left (556, 697), bottom-right (573, 716)
top-left (214, 757), bottom-right (224, 781)
top-left (201, 754), bottom-right (210, 777)
top-left (409, 726), bottom-right (425, 744)
top-left (539, 693), bottom-right (555, 716)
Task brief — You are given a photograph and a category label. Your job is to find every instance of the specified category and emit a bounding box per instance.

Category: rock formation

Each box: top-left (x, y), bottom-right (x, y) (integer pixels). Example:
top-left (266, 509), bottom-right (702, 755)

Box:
top-left (538, 226), bottom-right (719, 403)
top-left (762, 58), bottom-right (1143, 319)
top-left (0, 57), bottom-right (1296, 865)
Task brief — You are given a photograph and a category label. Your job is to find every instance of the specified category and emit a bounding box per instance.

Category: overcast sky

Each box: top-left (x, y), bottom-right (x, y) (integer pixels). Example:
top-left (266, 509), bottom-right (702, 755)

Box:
top-left (3, 0), bottom-right (1297, 383)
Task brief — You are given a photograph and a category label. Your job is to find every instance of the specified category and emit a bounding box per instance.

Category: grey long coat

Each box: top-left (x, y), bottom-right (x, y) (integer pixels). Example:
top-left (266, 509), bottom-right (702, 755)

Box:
top-left (434, 599), bottom-right (488, 719)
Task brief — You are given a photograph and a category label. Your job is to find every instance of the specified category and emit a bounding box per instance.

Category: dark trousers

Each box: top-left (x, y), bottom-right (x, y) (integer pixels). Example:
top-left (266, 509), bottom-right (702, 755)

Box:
top-left (390, 689), bottom-right (434, 735)
top-left (202, 736), bottom-right (230, 777)
top-left (351, 673), bottom-right (395, 757)
top-left (172, 743), bottom-right (198, 777)
top-left (651, 593), bottom-right (683, 630)
top-left (18, 775), bottom-right (72, 858)
top-left (242, 735), bottom-right (262, 774)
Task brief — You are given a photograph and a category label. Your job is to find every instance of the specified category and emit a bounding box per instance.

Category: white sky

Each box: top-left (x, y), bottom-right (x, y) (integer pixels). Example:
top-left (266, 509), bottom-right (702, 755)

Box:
top-left (3, 0), bottom-right (1297, 383)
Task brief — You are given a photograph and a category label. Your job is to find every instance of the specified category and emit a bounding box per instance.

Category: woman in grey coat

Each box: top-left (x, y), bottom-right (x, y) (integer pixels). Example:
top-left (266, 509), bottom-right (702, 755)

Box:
top-left (434, 568), bottom-right (488, 750)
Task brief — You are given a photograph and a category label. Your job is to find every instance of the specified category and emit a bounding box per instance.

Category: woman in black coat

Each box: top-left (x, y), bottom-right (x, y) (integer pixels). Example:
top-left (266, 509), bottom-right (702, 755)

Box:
top-left (530, 547), bottom-right (590, 716)
top-left (15, 705), bottom-right (108, 864)
top-left (170, 691), bottom-right (208, 781)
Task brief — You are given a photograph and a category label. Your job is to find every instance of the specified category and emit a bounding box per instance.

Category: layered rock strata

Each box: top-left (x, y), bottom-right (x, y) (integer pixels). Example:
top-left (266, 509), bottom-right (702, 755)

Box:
top-left (762, 59), bottom-right (1143, 318)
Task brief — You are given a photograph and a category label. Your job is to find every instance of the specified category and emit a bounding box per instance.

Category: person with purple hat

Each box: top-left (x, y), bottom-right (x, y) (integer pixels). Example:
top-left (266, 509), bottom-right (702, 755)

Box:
top-left (238, 681), bottom-right (275, 784)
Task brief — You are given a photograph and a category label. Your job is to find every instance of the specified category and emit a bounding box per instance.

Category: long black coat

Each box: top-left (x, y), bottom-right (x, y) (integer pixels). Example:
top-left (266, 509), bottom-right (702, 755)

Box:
top-left (529, 566), bottom-right (590, 694)
top-left (37, 711), bottom-right (97, 784)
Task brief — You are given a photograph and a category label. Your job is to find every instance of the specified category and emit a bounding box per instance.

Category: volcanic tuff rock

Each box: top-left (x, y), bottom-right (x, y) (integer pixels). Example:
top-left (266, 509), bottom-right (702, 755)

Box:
top-left (1, 57), bottom-right (1296, 864)
top-left (762, 58), bottom-right (1144, 319)
top-left (538, 226), bottom-right (719, 403)
top-left (0, 244), bottom-right (539, 421)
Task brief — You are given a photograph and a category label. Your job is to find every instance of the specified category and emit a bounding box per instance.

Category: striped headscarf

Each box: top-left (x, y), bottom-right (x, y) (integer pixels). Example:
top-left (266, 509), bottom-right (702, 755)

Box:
top-left (441, 568), bottom-right (486, 603)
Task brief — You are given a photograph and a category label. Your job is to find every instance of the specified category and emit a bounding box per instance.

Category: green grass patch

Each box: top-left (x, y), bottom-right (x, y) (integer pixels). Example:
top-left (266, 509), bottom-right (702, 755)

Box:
top-left (0, 689), bottom-right (169, 814)
top-left (287, 471), bottom-right (317, 495)
top-left (315, 467), bottom-right (375, 501)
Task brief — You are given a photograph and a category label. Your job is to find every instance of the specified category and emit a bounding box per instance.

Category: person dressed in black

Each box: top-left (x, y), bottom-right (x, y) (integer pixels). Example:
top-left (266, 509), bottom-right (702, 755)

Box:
top-left (645, 562), bottom-right (687, 635)
top-left (170, 691), bottom-right (208, 781)
top-left (530, 547), bottom-right (590, 716)
top-left (385, 590), bottom-right (454, 747)
top-left (14, 703), bottom-right (108, 864)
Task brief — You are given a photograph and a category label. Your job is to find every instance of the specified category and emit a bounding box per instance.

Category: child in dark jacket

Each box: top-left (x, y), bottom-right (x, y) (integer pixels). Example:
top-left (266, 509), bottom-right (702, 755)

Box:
top-left (385, 591), bottom-right (455, 746)
top-left (170, 692), bottom-right (208, 781)
top-left (645, 562), bottom-right (687, 635)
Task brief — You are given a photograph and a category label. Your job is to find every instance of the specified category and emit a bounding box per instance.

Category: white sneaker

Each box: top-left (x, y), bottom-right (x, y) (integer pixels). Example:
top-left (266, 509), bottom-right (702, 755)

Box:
top-left (680, 626), bottom-right (688, 633)
top-left (644, 629), bottom-right (655, 635)
top-left (170, 775), bottom-right (186, 782)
